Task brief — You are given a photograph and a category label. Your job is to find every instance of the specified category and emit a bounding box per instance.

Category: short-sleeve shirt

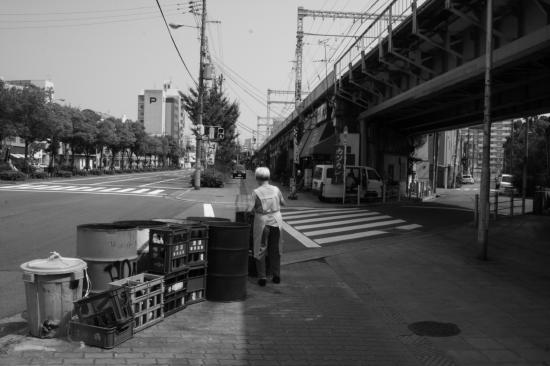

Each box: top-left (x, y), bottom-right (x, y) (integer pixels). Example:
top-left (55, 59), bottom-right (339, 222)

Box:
top-left (252, 184), bottom-right (283, 227)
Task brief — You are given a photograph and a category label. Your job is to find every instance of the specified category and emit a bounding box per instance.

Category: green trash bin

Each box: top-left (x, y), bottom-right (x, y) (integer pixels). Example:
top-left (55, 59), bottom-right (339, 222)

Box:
top-left (21, 252), bottom-right (87, 338)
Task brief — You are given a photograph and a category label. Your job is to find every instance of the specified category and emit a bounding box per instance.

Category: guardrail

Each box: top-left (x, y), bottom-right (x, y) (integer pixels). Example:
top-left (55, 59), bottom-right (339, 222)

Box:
top-left (473, 192), bottom-right (533, 225)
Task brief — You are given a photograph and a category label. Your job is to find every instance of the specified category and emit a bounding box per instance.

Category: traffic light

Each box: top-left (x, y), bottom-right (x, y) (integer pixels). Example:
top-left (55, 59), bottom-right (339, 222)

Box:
top-left (217, 127), bottom-right (224, 140)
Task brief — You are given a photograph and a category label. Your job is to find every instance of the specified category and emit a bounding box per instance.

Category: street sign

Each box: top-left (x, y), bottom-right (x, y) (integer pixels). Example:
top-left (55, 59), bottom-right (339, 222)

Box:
top-left (334, 145), bottom-right (344, 184)
top-left (206, 142), bottom-right (217, 166)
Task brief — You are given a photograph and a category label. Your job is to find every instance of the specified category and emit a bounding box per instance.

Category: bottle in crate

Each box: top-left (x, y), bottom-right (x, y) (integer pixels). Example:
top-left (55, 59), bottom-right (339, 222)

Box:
top-left (163, 268), bottom-right (189, 316)
top-left (148, 226), bottom-right (191, 274)
top-left (186, 265), bottom-right (207, 305)
top-left (73, 287), bottom-right (133, 328)
top-left (109, 273), bottom-right (164, 333)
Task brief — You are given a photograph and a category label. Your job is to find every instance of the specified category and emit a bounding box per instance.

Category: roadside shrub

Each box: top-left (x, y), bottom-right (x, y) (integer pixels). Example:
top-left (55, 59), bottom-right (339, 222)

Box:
top-left (56, 170), bottom-right (73, 178)
top-left (89, 169), bottom-right (103, 176)
top-left (32, 172), bottom-right (49, 179)
top-left (0, 171), bottom-right (27, 181)
top-left (199, 171), bottom-right (224, 188)
top-left (104, 170), bottom-right (115, 175)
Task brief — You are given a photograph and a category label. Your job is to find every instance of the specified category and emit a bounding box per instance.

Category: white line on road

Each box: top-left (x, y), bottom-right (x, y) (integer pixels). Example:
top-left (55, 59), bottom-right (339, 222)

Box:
top-left (284, 207), bottom-right (361, 215)
top-left (396, 224), bottom-right (423, 230)
top-left (46, 186), bottom-right (78, 191)
top-left (64, 186), bottom-right (92, 191)
top-left (304, 219), bottom-right (405, 237)
top-left (99, 188), bottom-right (122, 192)
top-left (139, 177), bottom-right (181, 187)
top-left (315, 230), bottom-right (388, 244)
top-left (130, 188), bottom-right (149, 194)
top-left (283, 208), bottom-right (366, 219)
top-left (81, 187), bottom-right (105, 191)
top-left (284, 212), bottom-right (375, 225)
top-left (29, 185), bottom-right (63, 190)
top-left (116, 188), bottom-right (135, 193)
top-left (293, 213), bottom-right (387, 230)
top-left (203, 203), bottom-right (215, 217)
top-left (282, 222), bottom-right (321, 248)
top-left (147, 189), bottom-right (165, 195)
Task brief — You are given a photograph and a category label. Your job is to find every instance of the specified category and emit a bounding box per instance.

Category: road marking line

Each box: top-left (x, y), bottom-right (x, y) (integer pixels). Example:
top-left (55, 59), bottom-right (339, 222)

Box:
top-left (9, 184), bottom-right (34, 189)
top-left (304, 219), bottom-right (405, 236)
top-left (282, 222), bottom-right (321, 248)
top-left (285, 212), bottom-right (375, 225)
top-left (115, 188), bottom-right (135, 193)
top-left (293, 213), bottom-right (387, 230)
top-left (147, 189), bottom-right (165, 195)
top-left (28, 185), bottom-right (62, 190)
top-left (64, 186), bottom-right (92, 191)
top-left (81, 187), bottom-right (105, 191)
top-left (99, 187), bottom-right (122, 192)
top-left (396, 224), bottom-right (423, 230)
top-left (131, 189), bottom-right (150, 194)
top-left (40, 186), bottom-right (72, 190)
top-left (283, 207), bottom-right (361, 215)
top-left (283, 208), bottom-right (365, 219)
top-left (50, 186), bottom-right (80, 191)
top-left (315, 230), bottom-right (388, 244)
top-left (204, 203), bottom-right (215, 217)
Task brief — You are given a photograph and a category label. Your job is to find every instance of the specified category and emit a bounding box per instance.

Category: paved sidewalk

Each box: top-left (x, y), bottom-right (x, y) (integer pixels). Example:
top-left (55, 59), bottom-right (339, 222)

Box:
top-left (1, 172), bottom-right (549, 365)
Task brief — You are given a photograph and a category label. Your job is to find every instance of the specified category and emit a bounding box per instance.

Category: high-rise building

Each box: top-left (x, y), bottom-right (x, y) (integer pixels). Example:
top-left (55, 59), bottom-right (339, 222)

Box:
top-left (460, 120), bottom-right (512, 179)
top-left (137, 81), bottom-right (185, 146)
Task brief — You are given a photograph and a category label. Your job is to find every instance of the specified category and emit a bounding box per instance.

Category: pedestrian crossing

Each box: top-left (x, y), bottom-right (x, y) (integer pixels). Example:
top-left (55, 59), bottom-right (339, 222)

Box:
top-left (282, 207), bottom-right (422, 246)
top-left (0, 184), bottom-right (166, 197)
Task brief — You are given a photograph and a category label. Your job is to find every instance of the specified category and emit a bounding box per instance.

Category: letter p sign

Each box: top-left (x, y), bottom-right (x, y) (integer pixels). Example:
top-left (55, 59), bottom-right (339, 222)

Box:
top-left (149, 97), bottom-right (157, 104)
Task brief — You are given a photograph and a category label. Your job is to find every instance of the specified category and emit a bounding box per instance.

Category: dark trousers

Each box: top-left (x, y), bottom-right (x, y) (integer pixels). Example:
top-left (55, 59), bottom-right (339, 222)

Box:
top-left (255, 225), bottom-right (281, 280)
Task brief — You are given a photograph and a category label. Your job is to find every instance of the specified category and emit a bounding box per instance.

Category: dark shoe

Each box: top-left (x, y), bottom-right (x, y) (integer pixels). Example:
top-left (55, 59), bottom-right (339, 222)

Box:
top-left (272, 276), bottom-right (281, 284)
top-left (258, 279), bottom-right (266, 287)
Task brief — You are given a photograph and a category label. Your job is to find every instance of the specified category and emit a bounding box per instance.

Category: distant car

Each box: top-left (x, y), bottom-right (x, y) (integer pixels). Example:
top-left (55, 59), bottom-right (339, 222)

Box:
top-left (461, 174), bottom-right (475, 184)
top-left (232, 164), bottom-right (246, 179)
top-left (497, 174), bottom-right (517, 195)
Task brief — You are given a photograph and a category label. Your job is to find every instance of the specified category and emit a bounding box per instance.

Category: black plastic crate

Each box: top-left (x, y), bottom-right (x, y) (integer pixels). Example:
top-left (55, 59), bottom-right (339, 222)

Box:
top-left (74, 287), bottom-right (133, 328)
top-left (186, 265), bottom-right (207, 305)
top-left (163, 268), bottom-right (188, 300)
top-left (69, 319), bottom-right (133, 349)
top-left (164, 291), bottom-right (187, 317)
top-left (149, 226), bottom-right (191, 274)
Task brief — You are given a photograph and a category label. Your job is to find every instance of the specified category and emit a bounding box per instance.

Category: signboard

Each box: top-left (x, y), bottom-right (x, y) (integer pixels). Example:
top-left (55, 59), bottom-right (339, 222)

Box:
top-left (315, 103), bottom-right (327, 124)
top-left (334, 145), bottom-right (344, 184)
top-left (206, 142), bottom-right (217, 166)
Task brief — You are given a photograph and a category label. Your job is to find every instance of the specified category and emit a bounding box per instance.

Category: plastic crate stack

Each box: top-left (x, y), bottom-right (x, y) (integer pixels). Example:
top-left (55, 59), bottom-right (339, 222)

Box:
top-left (109, 273), bottom-right (164, 333)
top-left (148, 222), bottom-right (208, 316)
top-left (69, 287), bottom-right (134, 349)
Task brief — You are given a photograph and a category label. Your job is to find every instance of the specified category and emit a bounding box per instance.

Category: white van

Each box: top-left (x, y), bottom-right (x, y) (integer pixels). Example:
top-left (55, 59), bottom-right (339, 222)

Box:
top-left (311, 164), bottom-right (384, 201)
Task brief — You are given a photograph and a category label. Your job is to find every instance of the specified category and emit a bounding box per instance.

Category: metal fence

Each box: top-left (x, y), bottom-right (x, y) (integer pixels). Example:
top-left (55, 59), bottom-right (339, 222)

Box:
top-left (474, 192), bottom-right (533, 224)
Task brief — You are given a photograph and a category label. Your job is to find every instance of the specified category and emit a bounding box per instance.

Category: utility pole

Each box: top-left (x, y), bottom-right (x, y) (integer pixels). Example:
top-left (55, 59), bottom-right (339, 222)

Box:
top-left (522, 117), bottom-right (530, 214)
top-left (193, 0), bottom-right (207, 190)
top-left (452, 129), bottom-right (460, 188)
top-left (477, 0), bottom-right (493, 260)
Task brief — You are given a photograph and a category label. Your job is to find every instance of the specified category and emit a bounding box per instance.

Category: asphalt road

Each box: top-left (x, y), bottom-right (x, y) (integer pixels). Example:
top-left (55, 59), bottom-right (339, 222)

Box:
top-left (0, 169), bottom-right (204, 319)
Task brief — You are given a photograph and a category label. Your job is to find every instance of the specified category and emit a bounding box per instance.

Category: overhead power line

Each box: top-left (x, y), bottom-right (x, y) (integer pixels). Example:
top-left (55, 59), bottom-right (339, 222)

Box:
top-left (0, 3), bottom-right (179, 16)
top-left (155, 0), bottom-right (198, 88)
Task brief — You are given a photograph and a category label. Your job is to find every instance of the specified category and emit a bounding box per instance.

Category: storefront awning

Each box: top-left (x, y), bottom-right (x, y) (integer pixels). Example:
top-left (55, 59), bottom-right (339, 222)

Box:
top-left (300, 123), bottom-right (328, 158)
top-left (311, 134), bottom-right (337, 155)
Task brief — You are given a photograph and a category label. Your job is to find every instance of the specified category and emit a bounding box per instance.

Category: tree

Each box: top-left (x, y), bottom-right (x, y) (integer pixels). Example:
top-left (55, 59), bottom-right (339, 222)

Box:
top-left (128, 121), bottom-right (147, 168)
top-left (96, 119), bottom-right (117, 169)
top-left (12, 85), bottom-right (48, 170)
top-left (0, 81), bottom-right (19, 161)
top-left (115, 120), bottom-right (136, 170)
top-left (182, 76), bottom-right (240, 166)
top-left (44, 103), bottom-right (72, 171)
top-left (503, 116), bottom-right (550, 194)
top-left (73, 109), bottom-right (100, 170)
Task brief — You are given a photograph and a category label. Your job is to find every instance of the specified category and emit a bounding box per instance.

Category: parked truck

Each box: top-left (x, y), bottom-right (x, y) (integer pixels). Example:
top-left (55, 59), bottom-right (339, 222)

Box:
top-left (311, 164), bottom-right (384, 201)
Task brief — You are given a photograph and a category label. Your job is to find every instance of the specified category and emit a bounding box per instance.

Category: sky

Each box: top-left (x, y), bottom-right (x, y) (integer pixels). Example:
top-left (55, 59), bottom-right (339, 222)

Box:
top-left (0, 0), bottom-right (387, 141)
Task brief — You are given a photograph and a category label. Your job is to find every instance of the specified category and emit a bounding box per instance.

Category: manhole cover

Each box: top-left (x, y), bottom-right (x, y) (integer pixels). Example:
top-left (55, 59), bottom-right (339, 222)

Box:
top-left (408, 321), bottom-right (460, 337)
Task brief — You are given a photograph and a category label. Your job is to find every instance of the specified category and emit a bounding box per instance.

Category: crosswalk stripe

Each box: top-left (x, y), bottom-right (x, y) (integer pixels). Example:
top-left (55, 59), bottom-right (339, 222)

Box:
top-left (131, 188), bottom-right (149, 194)
top-left (11, 184), bottom-right (34, 189)
top-left (396, 224), bottom-right (422, 230)
top-left (315, 230), bottom-right (388, 244)
top-left (293, 213), bottom-right (387, 230)
top-left (81, 187), bottom-right (105, 191)
top-left (304, 219), bottom-right (405, 237)
top-left (282, 222), bottom-right (321, 248)
top-left (285, 212), bottom-right (374, 225)
top-left (116, 188), bottom-right (135, 193)
top-left (43, 186), bottom-right (73, 190)
top-left (147, 189), bottom-right (164, 195)
top-left (283, 208), bottom-right (365, 219)
top-left (283, 207), bottom-right (361, 215)
top-left (30, 185), bottom-right (62, 190)
top-left (99, 188), bottom-right (121, 192)
top-left (65, 186), bottom-right (91, 191)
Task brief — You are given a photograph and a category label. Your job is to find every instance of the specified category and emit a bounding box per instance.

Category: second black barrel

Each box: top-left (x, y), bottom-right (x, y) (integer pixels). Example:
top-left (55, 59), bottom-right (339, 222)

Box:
top-left (187, 217), bottom-right (249, 302)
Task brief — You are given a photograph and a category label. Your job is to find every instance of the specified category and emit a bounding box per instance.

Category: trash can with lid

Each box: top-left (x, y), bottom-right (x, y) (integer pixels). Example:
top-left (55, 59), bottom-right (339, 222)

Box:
top-left (20, 252), bottom-right (87, 338)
